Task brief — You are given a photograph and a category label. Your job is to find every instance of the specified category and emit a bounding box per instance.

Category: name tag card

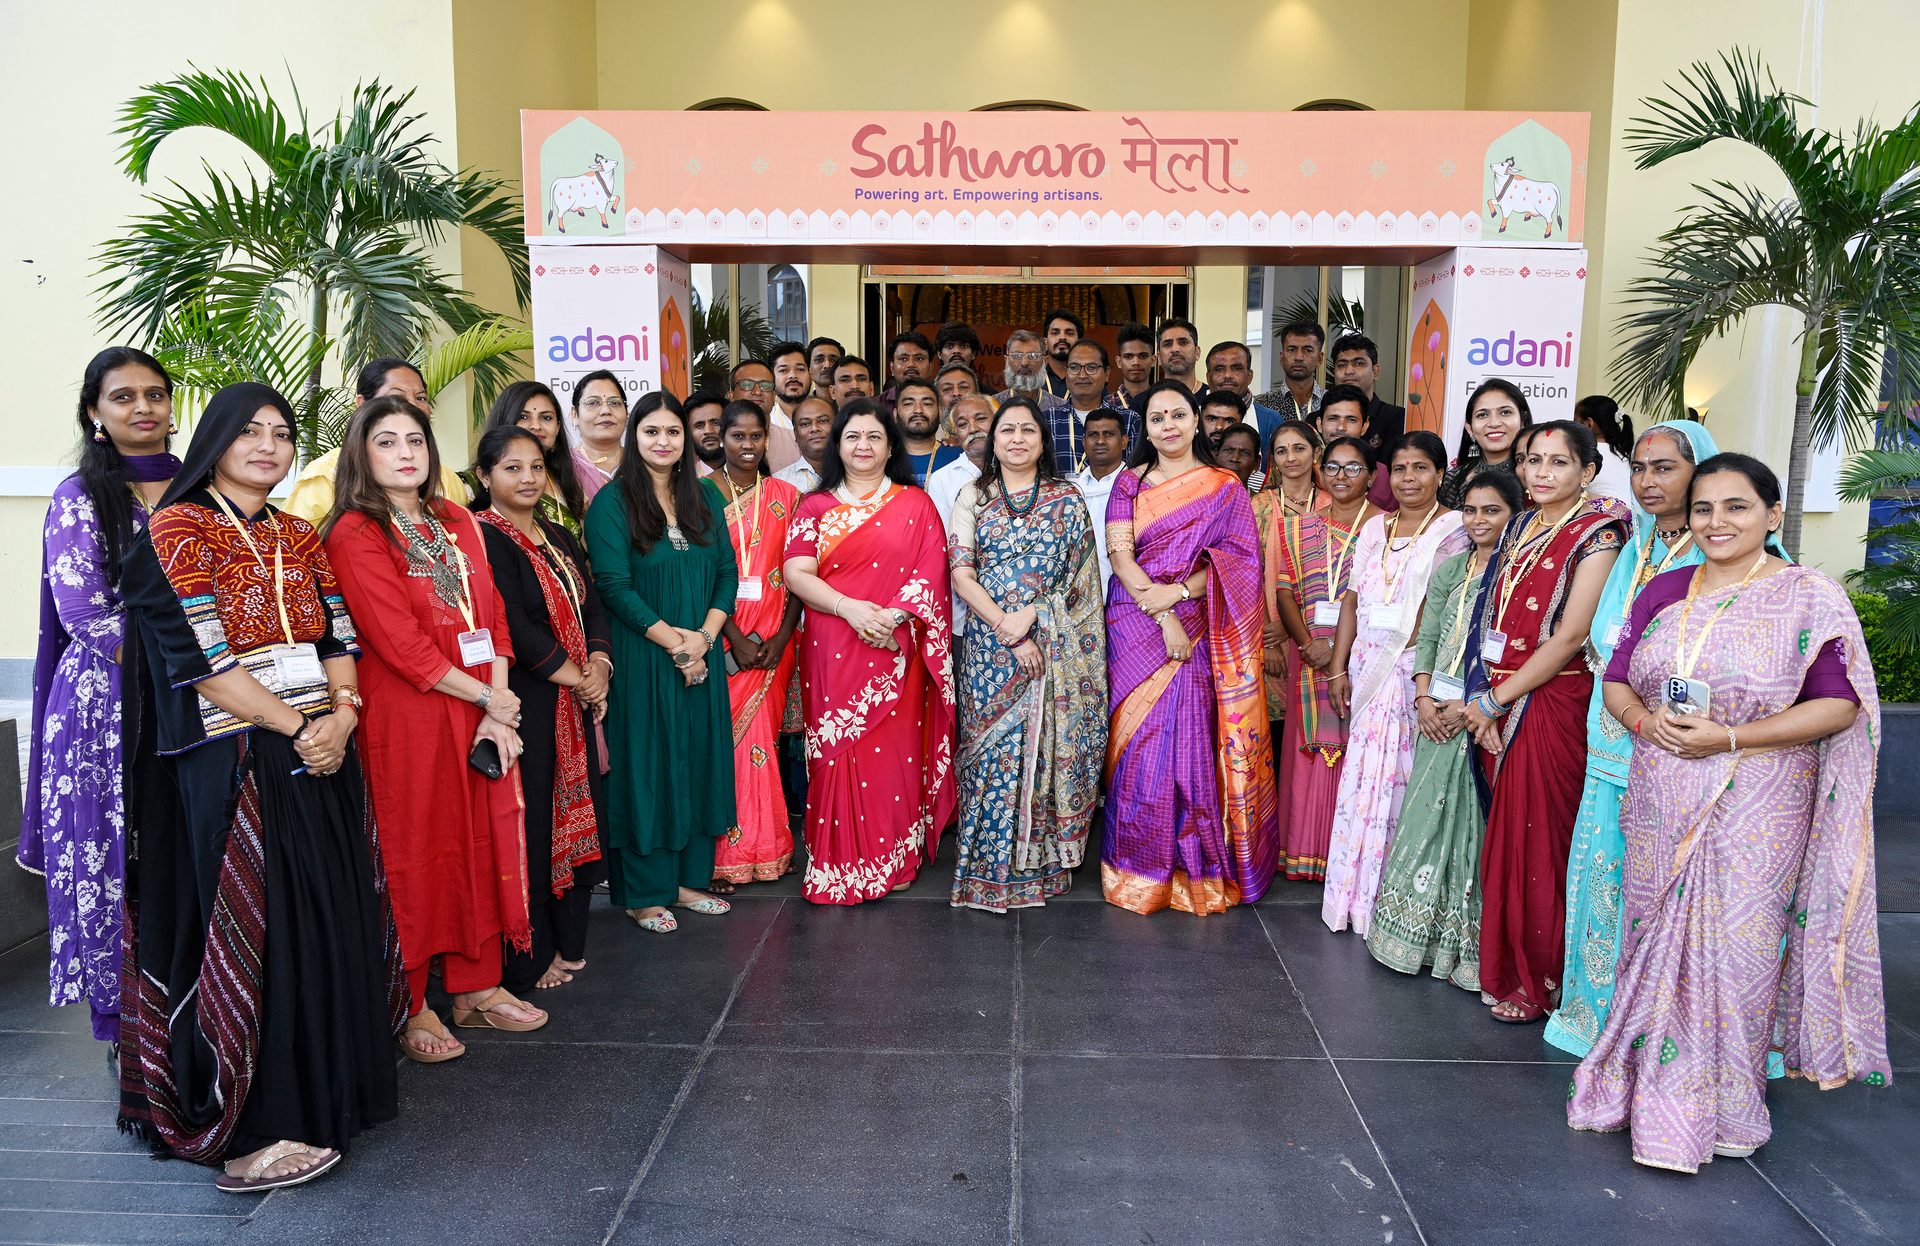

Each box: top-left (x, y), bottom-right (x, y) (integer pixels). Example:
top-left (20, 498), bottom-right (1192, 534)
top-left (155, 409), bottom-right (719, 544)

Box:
top-left (736, 576), bottom-right (765, 602)
top-left (1367, 603), bottom-right (1404, 633)
top-left (1312, 600), bottom-right (1342, 628)
top-left (458, 628), bottom-right (497, 667)
top-left (1602, 621), bottom-right (1624, 649)
top-left (1429, 673), bottom-right (1466, 702)
top-left (1481, 629), bottom-right (1508, 664)
top-left (270, 642), bottom-right (325, 687)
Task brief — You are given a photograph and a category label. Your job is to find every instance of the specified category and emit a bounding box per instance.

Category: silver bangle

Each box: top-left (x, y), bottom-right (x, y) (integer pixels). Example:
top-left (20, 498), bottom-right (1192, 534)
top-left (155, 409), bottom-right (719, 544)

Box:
top-left (475, 686), bottom-right (493, 710)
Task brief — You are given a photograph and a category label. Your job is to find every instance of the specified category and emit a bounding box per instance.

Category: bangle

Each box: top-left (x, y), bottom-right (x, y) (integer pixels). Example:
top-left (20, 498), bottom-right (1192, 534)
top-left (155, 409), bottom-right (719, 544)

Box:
top-left (1327, 669), bottom-right (1348, 680)
top-left (1725, 724), bottom-right (1739, 753)
top-left (1415, 694), bottom-right (1435, 705)
top-left (475, 686), bottom-right (493, 710)
top-left (831, 593), bottom-right (846, 618)
top-left (590, 653), bottom-right (613, 669)
top-left (699, 627), bottom-right (716, 648)
top-left (331, 684), bottom-right (363, 711)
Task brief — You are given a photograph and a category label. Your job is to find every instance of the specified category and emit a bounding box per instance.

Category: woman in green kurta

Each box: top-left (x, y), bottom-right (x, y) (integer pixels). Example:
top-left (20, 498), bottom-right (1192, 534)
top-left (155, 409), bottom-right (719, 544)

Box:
top-left (1366, 471), bottom-right (1520, 990)
top-left (585, 392), bottom-right (738, 934)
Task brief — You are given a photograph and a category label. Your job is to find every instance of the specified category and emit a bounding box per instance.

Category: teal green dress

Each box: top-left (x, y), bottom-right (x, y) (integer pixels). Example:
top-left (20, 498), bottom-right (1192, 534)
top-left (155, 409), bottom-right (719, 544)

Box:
top-left (585, 478), bottom-right (738, 907)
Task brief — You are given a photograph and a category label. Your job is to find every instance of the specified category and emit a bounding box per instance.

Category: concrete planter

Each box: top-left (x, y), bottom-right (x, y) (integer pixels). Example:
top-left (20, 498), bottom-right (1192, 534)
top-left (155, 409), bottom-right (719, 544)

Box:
top-left (1882, 704), bottom-right (1920, 819)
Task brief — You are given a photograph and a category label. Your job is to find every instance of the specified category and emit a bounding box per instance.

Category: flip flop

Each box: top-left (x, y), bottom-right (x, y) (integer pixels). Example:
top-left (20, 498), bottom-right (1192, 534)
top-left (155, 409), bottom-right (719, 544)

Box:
top-left (214, 1142), bottom-right (341, 1193)
top-left (396, 1010), bottom-right (466, 1063)
top-left (451, 988), bottom-right (549, 1033)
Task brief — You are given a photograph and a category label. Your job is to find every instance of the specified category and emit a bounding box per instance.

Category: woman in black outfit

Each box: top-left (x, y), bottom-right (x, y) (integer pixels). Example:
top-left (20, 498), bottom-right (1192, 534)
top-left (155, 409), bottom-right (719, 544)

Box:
top-left (472, 426), bottom-right (612, 991)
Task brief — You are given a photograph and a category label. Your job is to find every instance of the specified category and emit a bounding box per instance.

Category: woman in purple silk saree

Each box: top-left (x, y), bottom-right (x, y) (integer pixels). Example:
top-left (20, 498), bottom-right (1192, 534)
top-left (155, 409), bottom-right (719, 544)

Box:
top-left (1101, 383), bottom-right (1279, 916)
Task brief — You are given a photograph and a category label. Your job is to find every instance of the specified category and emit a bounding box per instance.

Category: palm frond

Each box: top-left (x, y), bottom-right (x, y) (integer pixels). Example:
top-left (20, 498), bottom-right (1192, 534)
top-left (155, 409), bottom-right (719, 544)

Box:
top-left (416, 317), bottom-right (533, 425)
top-left (1838, 448), bottom-right (1920, 502)
top-left (116, 67), bottom-right (304, 183)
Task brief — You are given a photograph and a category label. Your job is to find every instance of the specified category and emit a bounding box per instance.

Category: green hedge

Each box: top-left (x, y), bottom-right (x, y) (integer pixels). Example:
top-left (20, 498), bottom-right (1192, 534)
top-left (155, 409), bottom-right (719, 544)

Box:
top-left (1851, 592), bottom-right (1920, 704)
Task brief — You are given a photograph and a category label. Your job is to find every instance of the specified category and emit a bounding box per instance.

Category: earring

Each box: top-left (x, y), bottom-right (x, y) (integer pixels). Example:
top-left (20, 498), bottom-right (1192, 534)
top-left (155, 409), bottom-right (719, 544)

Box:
top-left (167, 421), bottom-right (179, 435)
top-left (91, 420), bottom-right (107, 442)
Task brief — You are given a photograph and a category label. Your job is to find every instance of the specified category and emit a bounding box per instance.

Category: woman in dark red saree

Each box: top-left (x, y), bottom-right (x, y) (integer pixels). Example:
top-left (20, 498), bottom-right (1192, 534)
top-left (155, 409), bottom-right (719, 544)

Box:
top-left (782, 400), bottom-right (956, 904)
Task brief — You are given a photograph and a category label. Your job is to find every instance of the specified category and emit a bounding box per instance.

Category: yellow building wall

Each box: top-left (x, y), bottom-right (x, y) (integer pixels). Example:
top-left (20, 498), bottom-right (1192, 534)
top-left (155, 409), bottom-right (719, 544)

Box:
top-left (0, 0), bottom-right (463, 670)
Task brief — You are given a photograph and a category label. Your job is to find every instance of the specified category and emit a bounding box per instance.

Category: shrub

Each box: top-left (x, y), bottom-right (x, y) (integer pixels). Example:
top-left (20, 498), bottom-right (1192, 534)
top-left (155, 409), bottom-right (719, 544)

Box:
top-left (1851, 592), bottom-right (1920, 704)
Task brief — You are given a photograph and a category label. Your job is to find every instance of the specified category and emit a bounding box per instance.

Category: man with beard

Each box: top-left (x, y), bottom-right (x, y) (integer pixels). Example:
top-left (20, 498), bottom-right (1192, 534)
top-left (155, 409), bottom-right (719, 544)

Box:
top-left (831, 355), bottom-right (875, 405)
top-left (1133, 318), bottom-right (1200, 416)
top-left (995, 329), bottom-right (1048, 401)
top-left (687, 388), bottom-right (729, 477)
top-left (1327, 332), bottom-right (1406, 457)
top-left (806, 335), bottom-right (843, 401)
top-left (760, 341), bottom-right (810, 471)
top-left (1040, 308), bottom-right (1081, 399)
top-left (1257, 320), bottom-right (1326, 423)
top-left (934, 323), bottom-right (982, 372)
top-left (894, 378), bottom-right (961, 486)
top-left (926, 392), bottom-right (995, 631)
top-left (773, 394), bottom-right (835, 493)
top-left (1113, 322), bottom-right (1154, 409)
top-left (1206, 341), bottom-right (1283, 454)
top-left (1071, 406), bottom-right (1130, 593)
top-left (879, 330), bottom-right (932, 413)
top-left (1200, 388), bottom-right (1246, 448)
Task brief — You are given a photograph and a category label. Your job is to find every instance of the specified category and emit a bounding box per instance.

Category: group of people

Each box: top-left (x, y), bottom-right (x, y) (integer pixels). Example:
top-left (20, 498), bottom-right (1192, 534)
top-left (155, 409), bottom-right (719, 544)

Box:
top-left (19, 313), bottom-right (1888, 1190)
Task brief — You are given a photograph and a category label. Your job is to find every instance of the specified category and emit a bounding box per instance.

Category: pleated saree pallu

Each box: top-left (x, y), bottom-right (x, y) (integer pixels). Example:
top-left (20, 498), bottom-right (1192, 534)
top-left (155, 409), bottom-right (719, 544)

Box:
top-left (1101, 466), bottom-right (1278, 916)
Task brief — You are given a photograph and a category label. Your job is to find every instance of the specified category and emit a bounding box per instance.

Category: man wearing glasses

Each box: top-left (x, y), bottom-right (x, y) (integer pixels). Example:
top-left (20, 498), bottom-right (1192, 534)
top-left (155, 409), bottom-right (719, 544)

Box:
top-left (995, 329), bottom-right (1048, 401)
top-left (1044, 340), bottom-right (1134, 475)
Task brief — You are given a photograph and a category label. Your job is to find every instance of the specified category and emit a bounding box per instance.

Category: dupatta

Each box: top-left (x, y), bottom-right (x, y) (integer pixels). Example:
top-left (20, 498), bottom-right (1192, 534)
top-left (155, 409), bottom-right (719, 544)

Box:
top-left (1347, 509), bottom-right (1469, 719)
top-left (722, 475), bottom-right (801, 740)
top-left (1277, 504), bottom-right (1363, 757)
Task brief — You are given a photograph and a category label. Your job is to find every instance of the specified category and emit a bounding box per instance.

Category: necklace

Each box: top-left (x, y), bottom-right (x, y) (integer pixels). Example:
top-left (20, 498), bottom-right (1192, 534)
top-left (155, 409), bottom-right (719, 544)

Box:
top-left (835, 477), bottom-right (889, 506)
top-left (1002, 476), bottom-right (1042, 517)
top-left (1494, 494), bottom-right (1588, 624)
top-left (1280, 483), bottom-right (1317, 514)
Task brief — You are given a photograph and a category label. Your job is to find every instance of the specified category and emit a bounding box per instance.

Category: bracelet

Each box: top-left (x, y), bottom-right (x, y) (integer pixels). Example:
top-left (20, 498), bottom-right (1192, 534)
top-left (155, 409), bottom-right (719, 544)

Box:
top-left (291, 715), bottom-right (318, 742)
top-left (590, 653), bottom-right (613, 669)
top-left (475, 686), bottom-right (493, 710)
top-left (331, 684), bottom-right (363, 711)
top-left (1630, 711), bottom-right (1647, 737)
top-left (831, 593), bottom-right (846, 618)
top-left (1327, 670), bottom-right (1348, 680)
top-left (1179, 583), bottom-right (1193, 602)
top-left (699, 627), bottom-right (716, 648)
top-left (1415, 694), bottom-right (1435, 705)
top-left (1725, 724), bottom-right (1739, 754)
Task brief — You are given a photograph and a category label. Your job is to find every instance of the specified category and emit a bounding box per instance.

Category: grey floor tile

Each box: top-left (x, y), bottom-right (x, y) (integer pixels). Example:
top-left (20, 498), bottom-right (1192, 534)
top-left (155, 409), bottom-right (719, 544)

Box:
top-left (1021, 1052), bottom-right (1406, 1245)
top-left (1878, 816), bottom-right (1918, 915)
top-left (0, 937), bottom-right (91, 1039)
top-left (1880, 915), bottom-right (1920, 1073)
top-left (720, 902), bottom-right (1015, 1051)
top-left (1340, 1059), bottom-right (1828, 1243)
top-left (1751, 1076), bottom-right (1920, 1245)
top-left (0, 1173), bottom-right (239, 1215)
top-left (612, 1198), bottom-right (943, 1245)
top-left (1263, 903), bottom-right (1577, 1064)
top-left (239, 1043), bottom-right (695, 1246)
top-left (0, 1208), bottom-right (254, 1245)
top-left (1019, 902), bottom-right (1319, 1058)
top-left (615, 1048), bottom-right (1011, 1246)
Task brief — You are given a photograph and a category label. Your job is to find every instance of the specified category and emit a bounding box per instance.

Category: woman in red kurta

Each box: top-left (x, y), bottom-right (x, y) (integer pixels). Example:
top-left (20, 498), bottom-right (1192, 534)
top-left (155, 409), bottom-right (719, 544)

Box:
top-left (324, 397), bottom-right (546, 1061)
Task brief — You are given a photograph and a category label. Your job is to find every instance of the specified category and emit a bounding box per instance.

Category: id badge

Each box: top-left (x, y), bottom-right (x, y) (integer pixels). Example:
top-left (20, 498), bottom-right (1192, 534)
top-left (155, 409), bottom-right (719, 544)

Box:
top-left (1312, 600), bottom-right (1342, 628)
top-left (1665, 676), bottom-right (1712, 717)
top-left (457, 628), bottom-right (497, 667)
top-left (1602, 621), bottom-right (1624, 649)
top-left (736, 576), bottom-right (765, 603)
top-left (270, 642), bottom-right (324, 686)
top-left (1429, 672), bottom-right (1466, 702)
top-left (1481, 629), bottom-right (1508, 663)
top-left (1367, 602), bottom-right (1404, 633)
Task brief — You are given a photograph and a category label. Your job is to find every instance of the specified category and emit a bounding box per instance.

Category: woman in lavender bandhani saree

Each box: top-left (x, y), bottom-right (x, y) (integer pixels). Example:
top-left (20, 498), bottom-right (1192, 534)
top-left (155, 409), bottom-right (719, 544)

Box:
top-left (1568, 549), bottom-right (1888, 1171)
top-left (1101, 441), bottom-right (1279, 915)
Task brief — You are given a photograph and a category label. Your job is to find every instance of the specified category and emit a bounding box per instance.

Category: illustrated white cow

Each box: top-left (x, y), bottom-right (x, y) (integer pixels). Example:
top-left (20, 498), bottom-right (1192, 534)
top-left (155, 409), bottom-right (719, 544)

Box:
top-left (1486, 157), bottom-right (1563, 238)
top-left (547, 154), bottom-right (622, 233)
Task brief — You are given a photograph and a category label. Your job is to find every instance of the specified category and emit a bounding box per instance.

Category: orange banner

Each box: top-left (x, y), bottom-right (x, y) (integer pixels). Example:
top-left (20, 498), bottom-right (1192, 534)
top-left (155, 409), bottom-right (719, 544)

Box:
top-left (522, 110), bottom-right (1588, 251)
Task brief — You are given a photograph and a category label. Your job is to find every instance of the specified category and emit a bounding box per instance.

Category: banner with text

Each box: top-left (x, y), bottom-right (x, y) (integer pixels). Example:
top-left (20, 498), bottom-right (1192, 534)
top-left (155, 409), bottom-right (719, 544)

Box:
top-left (531, 245), bottom-right (691, 422)
top-left (1404, 247), bottom-right (1588, 454)
top-left (523, 111), bottom-right (1588, 250)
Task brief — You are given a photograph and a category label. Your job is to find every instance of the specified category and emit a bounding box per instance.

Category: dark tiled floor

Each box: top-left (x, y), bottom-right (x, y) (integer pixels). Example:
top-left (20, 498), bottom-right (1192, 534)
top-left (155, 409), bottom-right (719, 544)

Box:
top-left (2, 824), bottom-right (1915, 1246)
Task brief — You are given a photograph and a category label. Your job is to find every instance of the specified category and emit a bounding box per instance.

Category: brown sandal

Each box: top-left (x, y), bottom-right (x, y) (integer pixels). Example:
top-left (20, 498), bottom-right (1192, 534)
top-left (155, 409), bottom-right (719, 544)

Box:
top-left (451, 988), bottom-right (549, 1033)
top-left (397, 1009), bottom-right (466, 1063)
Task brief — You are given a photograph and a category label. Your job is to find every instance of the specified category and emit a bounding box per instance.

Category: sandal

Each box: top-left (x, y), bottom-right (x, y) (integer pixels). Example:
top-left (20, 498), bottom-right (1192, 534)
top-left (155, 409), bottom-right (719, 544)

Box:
top-left (679, 896), bottom-right (731, 916)
top-left (451, 988), bottom-right (548, 1033)
top-left (1490, 1000), bottom-right (1544, 1025)
top-left (397, 1009), bottom-right (466, 1063)
top-left (708, 877), bottom-right (738, 895)
top-left (214, 1141), bottom-right (341, 1193)
top-left (629, 908), bottom-right (678, 933)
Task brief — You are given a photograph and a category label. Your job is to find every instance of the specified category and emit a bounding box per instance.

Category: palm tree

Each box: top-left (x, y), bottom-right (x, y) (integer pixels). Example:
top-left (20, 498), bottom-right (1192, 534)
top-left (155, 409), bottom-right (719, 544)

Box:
top-left (688, 288), bottom-right (777, 395)
top-left (1839, 445), bottom-right (1920, 654)
top-left (96, 68), bottom-right (531, 452)
top-left (1611, 50), bottom-right (1920, 556)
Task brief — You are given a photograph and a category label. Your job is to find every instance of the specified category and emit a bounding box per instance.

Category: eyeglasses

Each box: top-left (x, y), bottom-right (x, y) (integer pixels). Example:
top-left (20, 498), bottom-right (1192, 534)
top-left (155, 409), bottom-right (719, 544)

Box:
top-left (1066, 362), bottom-right (1107, 375)
top-left (734, 380), bottom-right (776, 394)
top-left (1322, 462), bottom-right (1370, 478)
top-left (580, 397), bottom-right (628, 413)
top-left (1007, 352), bottom-right (1044, 363)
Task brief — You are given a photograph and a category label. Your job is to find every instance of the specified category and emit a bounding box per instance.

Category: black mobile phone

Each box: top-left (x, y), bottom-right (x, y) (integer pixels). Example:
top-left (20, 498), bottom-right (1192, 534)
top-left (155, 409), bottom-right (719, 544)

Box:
top-left (468, 737), bottom-right (504, 780)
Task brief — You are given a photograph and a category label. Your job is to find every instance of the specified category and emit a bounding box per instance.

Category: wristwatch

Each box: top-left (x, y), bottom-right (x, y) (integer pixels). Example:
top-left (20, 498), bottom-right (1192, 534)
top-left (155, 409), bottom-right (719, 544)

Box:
top-left (332, 685), bottom-right (363, 711)
top-left (1179, 584), bottom-right (1192, 602)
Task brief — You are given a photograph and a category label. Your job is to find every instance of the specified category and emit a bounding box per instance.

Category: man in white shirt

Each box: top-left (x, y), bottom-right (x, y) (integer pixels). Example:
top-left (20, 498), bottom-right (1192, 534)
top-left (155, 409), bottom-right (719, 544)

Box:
top-left (1071, 406), bottom-right (1130, 595)
top-left (772, 394), bottom-right (835, 493)
top-left (927, 394), bottom-right (994, 633)
top-left (760, 341), bottom-right (809, 472)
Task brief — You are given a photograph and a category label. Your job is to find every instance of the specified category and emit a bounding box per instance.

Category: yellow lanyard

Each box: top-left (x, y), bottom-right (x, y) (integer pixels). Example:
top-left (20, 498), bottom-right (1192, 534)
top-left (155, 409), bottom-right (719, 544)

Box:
top-left (209, 491), bottom-right (297, 647)
top-left (1442, 552), bottom-right (1486, 674)
top-left (1380, 502), bottom-right (1441, 603)
top-left (1326, 502), bottom-right (1371, 596)
top-left (1633, 528), bottom-right (1694, 590)
top-left (1494, 496), bottom-right (1587, 626)
top-left (722, 471), bottom-right (766, 572)
top-left (1669, 551), bottom-right (1770, 682)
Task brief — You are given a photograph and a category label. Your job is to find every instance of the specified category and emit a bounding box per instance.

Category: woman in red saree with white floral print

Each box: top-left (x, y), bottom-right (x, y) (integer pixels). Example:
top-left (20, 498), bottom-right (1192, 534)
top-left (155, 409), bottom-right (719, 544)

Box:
top-left (783, 403), bottom-right (956, 905)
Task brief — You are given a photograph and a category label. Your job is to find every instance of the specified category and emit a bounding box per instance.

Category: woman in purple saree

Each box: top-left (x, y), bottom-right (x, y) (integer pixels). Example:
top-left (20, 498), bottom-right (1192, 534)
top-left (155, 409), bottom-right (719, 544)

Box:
top-left (1101, 382), bottom-right (1279, 915)
top-left (1568, 454), bottom-right (1889, 1172)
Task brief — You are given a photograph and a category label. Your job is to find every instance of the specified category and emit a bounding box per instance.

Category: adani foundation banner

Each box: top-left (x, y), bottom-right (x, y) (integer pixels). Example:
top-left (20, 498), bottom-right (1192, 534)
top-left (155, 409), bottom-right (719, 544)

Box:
top-left (1403, 247), bottom-right (1587, 453)
top-left (530, 245), bottom-right (692, 409)
top-left (522, 110), bottom-right (1588, 251)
